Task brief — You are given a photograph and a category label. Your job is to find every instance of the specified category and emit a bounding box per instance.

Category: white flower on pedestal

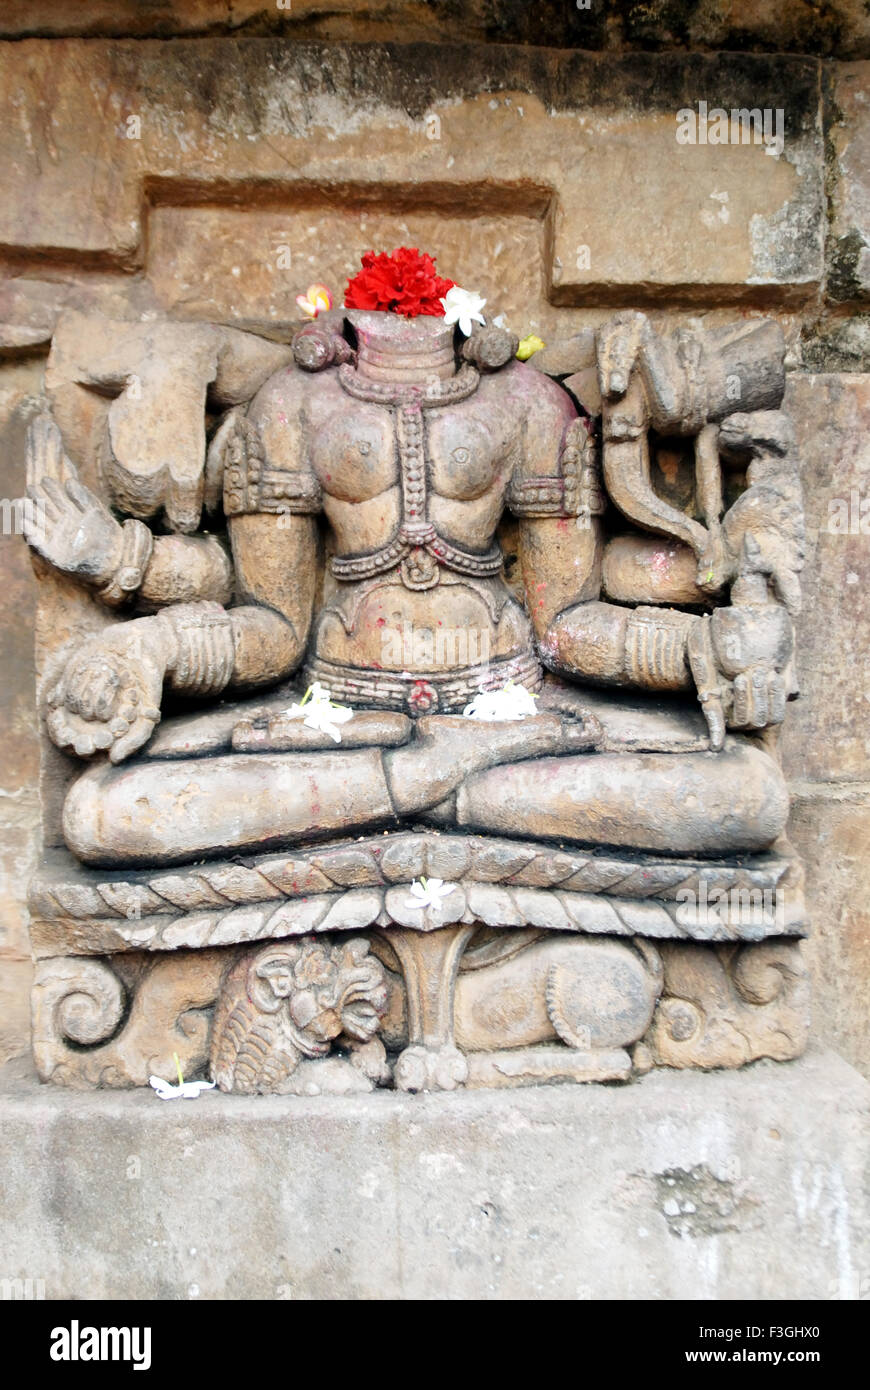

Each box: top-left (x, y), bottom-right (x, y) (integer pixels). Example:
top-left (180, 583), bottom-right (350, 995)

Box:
top-left (284, 682), bottom-right (354, 743)
top-left (463, 680), bottom-right (539, 721)
top-left (440, 286), bottom-right (487, 337)
top-left (405, 877), bottom-right (455, 912)
top-left (149, 1055), bottom-right (215, 1100)
top-left (149, 1076), bottom-right (216, 1101)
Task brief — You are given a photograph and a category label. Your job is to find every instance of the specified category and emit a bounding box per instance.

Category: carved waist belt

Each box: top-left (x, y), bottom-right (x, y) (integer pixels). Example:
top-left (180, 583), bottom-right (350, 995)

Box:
top-left (305, 650), bottom-right (543, 716)
top-left (331, 524), bottom-right (503, 591)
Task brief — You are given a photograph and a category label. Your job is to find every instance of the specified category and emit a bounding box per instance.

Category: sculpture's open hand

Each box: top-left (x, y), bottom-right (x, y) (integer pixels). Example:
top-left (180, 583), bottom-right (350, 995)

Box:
top-left (688, 594), bottom-right (793, 749)
top-left (23, 414), bottom-right (123, 584)
top-left (711, 601), bottom-right (792, 732)
top-left (46, 617), bottom-right (167, 762)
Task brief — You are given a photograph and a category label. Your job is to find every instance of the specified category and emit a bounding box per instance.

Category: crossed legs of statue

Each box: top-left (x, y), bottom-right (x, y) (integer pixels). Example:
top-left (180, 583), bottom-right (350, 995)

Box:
top-left (63, 710), bottom-right (789, 867)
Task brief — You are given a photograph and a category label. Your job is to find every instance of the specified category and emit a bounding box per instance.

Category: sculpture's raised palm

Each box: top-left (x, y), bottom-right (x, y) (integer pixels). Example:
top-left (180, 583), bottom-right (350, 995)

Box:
top-left (24, 414), bottom-right (123, 584)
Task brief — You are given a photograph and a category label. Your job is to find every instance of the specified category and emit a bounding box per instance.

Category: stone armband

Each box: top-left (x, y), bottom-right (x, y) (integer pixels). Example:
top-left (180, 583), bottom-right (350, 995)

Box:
top-left (508, 418), bottom-right (600, 519)
top-left (223, 416), bottom-right (322, 517)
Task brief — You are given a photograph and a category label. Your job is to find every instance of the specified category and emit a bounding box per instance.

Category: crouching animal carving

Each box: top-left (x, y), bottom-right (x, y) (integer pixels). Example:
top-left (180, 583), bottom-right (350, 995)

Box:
top-left (210, 936), bottom-right (388, 1094)
top-left (375, 928), bottom-right (665, 1090)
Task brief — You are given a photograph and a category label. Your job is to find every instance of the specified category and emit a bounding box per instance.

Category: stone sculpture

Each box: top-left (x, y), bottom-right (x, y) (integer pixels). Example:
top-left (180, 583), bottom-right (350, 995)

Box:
top-left (22, 247), bottom-right (808, 1092)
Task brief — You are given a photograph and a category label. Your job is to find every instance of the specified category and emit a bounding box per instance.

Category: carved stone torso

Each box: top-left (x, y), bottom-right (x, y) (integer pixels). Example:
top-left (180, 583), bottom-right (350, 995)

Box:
top-left (316, 364), bottom-right (513, 552)
top-left (242, 354), bottom-right (576, 708)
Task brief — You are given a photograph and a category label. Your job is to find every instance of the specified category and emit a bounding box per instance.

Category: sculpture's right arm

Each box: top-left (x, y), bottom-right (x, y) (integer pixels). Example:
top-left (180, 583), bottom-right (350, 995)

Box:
top-left (225, 511), bottom-right (316, 687)
top-left (24, 393), bottom-right (318, 685)
top-left (37, 516), bottom-right (315, 762)
top-left (27, 385), bottom-right (320, 760)
top-left (219, 374), bottom-right (323, 687)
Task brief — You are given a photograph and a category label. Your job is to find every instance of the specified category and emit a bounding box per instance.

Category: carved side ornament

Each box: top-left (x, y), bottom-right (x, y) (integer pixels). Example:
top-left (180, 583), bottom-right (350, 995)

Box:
top-left (636, 941), bottom-right (809, 1070)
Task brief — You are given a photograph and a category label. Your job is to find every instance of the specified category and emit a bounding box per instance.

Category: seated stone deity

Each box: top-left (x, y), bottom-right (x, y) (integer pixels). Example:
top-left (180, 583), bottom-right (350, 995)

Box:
top-left (22, 249), bottom-right (802, 871)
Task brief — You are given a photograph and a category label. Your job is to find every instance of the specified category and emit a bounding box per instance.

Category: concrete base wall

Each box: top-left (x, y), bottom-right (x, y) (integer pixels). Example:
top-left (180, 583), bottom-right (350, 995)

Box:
top-left (1, 1047), bottom-right (867, 1301)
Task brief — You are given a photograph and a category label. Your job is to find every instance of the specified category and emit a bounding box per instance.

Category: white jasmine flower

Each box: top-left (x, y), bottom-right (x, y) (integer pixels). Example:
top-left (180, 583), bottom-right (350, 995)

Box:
top-left (463, 680), bottom-right (539, 721)
top-left (285, 682), bottom-right (354, 743)
top-left (149, 1075), bottom-right (216, 1101)
top-left (405, 877), bottom-right (455, 911)
top-left (149, 1056), bottom-right (214, 1100)
top-left (440, 286), bottom-right (487, 337)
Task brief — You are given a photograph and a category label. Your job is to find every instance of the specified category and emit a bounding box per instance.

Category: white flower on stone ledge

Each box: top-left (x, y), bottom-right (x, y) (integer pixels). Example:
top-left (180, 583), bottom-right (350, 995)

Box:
top-left (440, 286), bottom-right (487, 337)
top-left (405, 877), bottom-right (455, 912)
top-left (149, 1076), bottom-right (216, 1101)
top-left (284, 682), bottom-right (354, 743)
top-left (149, 1055), bottom-right (215, 1100)
top-left (463, 680), bottom-right (539, 721)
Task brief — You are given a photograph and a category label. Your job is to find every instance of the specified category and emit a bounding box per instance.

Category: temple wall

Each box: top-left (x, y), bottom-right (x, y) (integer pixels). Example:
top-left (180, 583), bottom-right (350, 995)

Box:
top-left (0, 4), bottom-right (867, 1073)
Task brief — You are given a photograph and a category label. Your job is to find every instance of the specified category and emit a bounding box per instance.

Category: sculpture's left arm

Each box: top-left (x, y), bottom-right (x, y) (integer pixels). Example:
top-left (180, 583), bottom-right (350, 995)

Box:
top-left (511, 375), bottom-right (697, 699)
top-left (513, 371), bottom-right (801, 751)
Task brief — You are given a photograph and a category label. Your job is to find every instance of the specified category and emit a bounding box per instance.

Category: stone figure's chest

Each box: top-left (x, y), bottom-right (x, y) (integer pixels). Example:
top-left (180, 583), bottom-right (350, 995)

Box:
top-left (309, 398), bottom-right (510, 504)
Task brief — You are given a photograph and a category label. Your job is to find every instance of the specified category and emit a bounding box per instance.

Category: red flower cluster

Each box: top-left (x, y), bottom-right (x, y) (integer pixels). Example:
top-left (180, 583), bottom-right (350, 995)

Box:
top-left (345, 247), bottom-right (454, 317)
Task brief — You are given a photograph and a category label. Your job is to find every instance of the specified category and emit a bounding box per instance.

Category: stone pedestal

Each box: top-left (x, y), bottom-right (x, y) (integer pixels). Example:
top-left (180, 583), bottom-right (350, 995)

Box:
top-left (1, 1046), bottom-right (867, 1300)
top-left (27, 827), bottom-right (810, 1093)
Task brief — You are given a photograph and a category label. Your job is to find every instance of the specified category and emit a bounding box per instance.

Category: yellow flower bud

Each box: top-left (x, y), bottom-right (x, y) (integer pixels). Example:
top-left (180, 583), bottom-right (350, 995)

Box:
top-left (516, 334), bottom-right (546, 361)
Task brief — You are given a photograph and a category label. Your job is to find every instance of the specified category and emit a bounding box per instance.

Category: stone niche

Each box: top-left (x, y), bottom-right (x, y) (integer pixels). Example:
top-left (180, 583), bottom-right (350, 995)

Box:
top-left (4, 36), bottom-right (856, 1096)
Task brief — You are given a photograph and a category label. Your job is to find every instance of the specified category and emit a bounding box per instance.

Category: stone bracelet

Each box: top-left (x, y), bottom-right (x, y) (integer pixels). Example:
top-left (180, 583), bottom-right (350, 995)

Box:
top-left (98, 518), bottom-right (154, 607)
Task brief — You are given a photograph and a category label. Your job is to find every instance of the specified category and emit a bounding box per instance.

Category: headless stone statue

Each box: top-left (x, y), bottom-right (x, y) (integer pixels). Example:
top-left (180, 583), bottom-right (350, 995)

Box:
top-left (24, 308), bottom-right (800, 868)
